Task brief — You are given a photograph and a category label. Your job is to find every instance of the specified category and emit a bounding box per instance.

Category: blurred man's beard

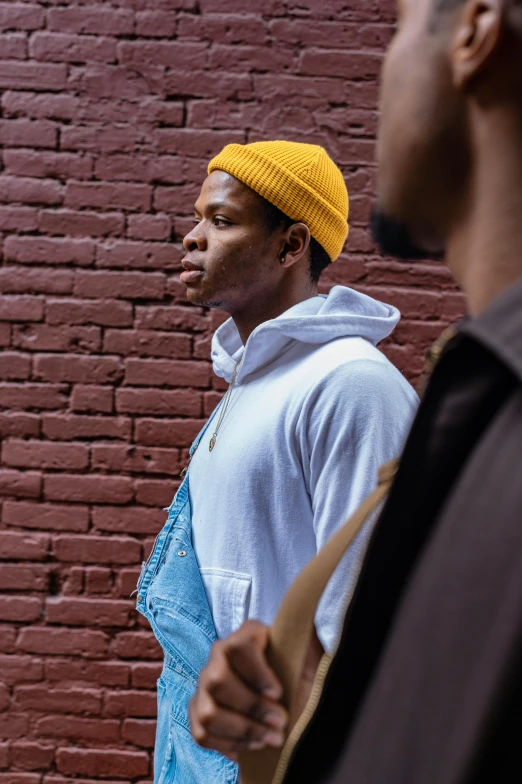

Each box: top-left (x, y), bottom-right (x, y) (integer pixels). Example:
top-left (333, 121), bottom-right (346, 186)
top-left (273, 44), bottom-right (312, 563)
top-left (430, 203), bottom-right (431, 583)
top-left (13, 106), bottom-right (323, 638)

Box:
top-left (371, 208), bottom-right (445, 261)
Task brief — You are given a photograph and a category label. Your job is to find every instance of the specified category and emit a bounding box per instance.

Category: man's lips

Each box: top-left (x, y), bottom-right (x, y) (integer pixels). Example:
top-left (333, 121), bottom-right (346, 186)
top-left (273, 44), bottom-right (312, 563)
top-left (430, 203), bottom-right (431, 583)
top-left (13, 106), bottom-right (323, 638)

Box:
top-left (180, 258), bottom-right (204, 284)
top-left (180, 269), bottom-right (204, 284)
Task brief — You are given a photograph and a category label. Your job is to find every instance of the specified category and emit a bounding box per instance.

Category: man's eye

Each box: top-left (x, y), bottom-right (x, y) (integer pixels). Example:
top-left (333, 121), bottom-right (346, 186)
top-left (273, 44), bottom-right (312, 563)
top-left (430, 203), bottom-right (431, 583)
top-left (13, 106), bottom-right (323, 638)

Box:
top-left (192, 219), bottom-right (201, 226)
top-left (214, 217), bottom-right (230, 227)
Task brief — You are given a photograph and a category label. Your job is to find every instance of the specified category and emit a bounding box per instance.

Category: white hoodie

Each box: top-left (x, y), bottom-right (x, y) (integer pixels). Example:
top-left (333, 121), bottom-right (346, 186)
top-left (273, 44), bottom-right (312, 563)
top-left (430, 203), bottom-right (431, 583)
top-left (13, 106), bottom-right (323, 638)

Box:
top-left (189, 286), bottom-right (418, 651)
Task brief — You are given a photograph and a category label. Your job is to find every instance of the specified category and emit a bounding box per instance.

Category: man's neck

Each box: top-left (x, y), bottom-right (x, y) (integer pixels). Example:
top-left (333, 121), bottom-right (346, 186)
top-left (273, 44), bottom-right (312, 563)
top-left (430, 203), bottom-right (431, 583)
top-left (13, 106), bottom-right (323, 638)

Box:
top-left (231, 285), bottom-right (318, 345)
top-left (446, 108), bottom-right (522, 316)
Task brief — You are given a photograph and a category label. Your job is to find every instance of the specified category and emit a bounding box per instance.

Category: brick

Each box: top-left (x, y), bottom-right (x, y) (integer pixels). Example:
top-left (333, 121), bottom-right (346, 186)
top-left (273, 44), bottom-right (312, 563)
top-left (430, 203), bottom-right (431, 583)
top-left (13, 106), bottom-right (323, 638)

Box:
top-left (0, 176), bottom-right (62, 206)
top-left (178, 13), bottom-right (267, 45)
top-left (104, 690), bottom-right (157, 718)
top-left (127, 214), bottom-right (171, 241)
top-left (134, 305), bottom-right (207, 332)
top-left (64, 180), bottom-right (151, 211)
top-left (5, 236), bottom-right (94, 266)
top-left (39, 210), bottom-right (123, 238)
top-left (0, 713), bottom-right (29, 740)
top-left (0, 352), bottom-right (30, 380)
top-left (3, 501), bottom-right (89, 533)
top-left (35, 715), bottom-right (120, 743)
top-left (74, 270), bottom-right (165, 300)
top-left (111, 631), bottom-right (162, 660)
top-left (94, 154), bottom-right (184, 184)
top-left (46, 299), bottom-right (133, 328)
top-left (84, 567), bottom-right (113, 595)
top-left (69, 63), bottom-right (166, 101)
top-left (34, 354), bottom-right (123, 385)
top-left (0, 119), bottom-right (57, 149)
top-left (46, 597), bottom-right (134, 628)
top-left (0, 532), bottom-right (49, 561)
top-left (135, 10), bottom-right (176, 37)
top-left (95, 240), bottom-right (179, 270)
top-left (53, 536), bottom-right (141, 565)
top-left (0, 564), bottom-right (48, 592)
top-left (10, 742), bottom-right (55, 771)
top-left (17, 627), bottom-right (109, 658)
top-left (0, 411), bottom-right (41, 439)
top-left (0, 206), bottom-right (38, 232)
top-left (0, 627), bottom-right (16, 654)
top-left (134, 479), bottom-right (174, 508)
top-left (42, 414), bottom-right (131, 442)
top-left (0, 469), bottom-right (41, 499)
top-left (0, 268), bottom-right (73, 296)
top-left (116, 388), bottom-right (201, 417)
top-left (3, 149), bottom-right (93, 181)
top-left (122, 717), bottom-right (156, 748)
top-left (115, 567), bottom-right (141, 598)
top-left (0, 774), bottom-right (40, 784)
top-left (44, 474), bottom-right (133, 504)
top-left (135, 417), bottom-right (204, 448)
top-left (0, 61), bottom-right (67, 91)
top-left (2, 91), bottom-right (80, 121)
top-left (13, 325), bottom-right (101, 353)
top-left (0, 384), bottom-right (68, 411)
top-left (124, 358), bottom-right (210, 388)
top-left (0, 688), bottom-right (8, 715)
top-left (48, 6), bottom-right (134, 36)
top-left (0, 597), bottom-right (42, 622)
top-left (2, 441), bottom-right (89, 471)
top-left (104, 330), bottom-right (191, 359)
top-left (0, 324), bottom-right (10, 347)
top-left (91, 445), bottom-right (180, 477)
top-left (44, 658), bottom-right (129, 688)
top-left (0, 34), bottom-right (27, 59)
top-left (153, 128), bottom-right (245, 158)
top-left (56, 746), bottom-right (149, 778)
top-left (0, 296), bottom-right (43, 322)
top-left (71, 385), bottom-right (113, 414)
top-left (130, 662), bottom-right (162, 690)
top-left (0, 4), bottom-right (45, 32)
top-left (14, 685), bottom-right (102, 716)
top-left (0, 655), bottom-right (43, 685)
top-left (92, 505), bottom-right (165, 535)
top-left (30, 32), bottom-right (117, 64)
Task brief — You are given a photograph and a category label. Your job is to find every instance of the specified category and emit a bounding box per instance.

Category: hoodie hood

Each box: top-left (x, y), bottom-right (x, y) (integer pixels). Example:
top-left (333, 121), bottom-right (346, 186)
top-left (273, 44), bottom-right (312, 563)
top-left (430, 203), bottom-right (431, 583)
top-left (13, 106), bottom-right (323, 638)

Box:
top-left (211, 285), bottom-right (400, 383)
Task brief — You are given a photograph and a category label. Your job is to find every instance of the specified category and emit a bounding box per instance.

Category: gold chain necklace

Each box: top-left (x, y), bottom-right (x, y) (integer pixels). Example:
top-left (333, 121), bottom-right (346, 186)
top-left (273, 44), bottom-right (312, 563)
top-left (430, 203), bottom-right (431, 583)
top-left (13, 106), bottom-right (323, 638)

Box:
top-left (209, 359), bottom-right (242, 452)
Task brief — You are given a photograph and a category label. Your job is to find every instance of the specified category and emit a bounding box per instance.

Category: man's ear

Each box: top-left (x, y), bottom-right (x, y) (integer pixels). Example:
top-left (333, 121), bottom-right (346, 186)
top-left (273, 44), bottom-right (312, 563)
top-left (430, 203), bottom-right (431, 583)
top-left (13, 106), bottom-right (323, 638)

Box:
top-left (451, 0), bottom-right (503, 87)
top-left (279, 223), bottom-right (311, 269)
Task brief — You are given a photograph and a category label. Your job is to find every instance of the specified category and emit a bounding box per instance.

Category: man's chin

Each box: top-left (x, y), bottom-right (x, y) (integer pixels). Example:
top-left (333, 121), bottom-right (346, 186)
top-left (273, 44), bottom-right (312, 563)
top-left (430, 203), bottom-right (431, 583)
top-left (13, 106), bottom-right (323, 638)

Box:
top-left (370, 208), bottom-right (445, 261)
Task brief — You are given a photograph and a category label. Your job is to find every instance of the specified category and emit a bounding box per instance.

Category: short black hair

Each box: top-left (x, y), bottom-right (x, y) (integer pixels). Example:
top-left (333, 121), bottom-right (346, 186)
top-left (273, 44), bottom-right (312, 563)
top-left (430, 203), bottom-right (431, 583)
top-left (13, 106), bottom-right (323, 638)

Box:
top-left (261, 198), bottom-right (331, 284)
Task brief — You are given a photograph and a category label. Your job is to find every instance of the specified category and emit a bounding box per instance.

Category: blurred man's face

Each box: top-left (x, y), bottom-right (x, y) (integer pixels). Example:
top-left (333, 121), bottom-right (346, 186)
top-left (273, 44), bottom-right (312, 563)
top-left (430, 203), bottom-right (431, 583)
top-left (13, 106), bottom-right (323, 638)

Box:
top-left (373, 0), bottom-right (470, 259)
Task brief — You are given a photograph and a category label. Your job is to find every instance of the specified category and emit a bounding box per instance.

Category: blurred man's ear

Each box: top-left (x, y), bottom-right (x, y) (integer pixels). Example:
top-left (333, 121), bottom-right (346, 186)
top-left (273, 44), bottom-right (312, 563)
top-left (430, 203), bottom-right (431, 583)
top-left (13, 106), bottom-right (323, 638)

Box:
top-left (451, 0), bottom-right (503, 87)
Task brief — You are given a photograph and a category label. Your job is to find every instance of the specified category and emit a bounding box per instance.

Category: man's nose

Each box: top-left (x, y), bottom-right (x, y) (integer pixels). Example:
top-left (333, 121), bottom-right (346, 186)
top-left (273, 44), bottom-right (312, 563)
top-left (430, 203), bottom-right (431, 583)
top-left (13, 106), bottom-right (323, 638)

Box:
top-left (183, 223), bottom-right (206, 253)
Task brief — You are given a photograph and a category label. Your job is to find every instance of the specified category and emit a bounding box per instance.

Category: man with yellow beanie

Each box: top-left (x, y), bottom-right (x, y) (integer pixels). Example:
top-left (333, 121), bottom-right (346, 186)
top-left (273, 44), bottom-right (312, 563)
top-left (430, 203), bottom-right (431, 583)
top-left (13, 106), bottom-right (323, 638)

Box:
top-left (136, 140), bottom-right (417, 783)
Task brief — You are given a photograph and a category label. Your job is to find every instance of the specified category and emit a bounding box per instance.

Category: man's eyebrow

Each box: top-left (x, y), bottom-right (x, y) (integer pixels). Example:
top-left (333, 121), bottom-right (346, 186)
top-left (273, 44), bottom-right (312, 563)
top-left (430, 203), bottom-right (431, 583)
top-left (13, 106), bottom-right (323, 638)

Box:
top-left (194, 200), bottom-right (234, 215)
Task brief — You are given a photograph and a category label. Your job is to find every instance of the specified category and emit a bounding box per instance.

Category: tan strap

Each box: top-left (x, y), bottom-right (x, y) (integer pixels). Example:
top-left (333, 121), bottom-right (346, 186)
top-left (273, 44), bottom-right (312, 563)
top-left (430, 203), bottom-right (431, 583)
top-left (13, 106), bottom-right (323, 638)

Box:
top-left (238, 459), bottom-right (398, 784)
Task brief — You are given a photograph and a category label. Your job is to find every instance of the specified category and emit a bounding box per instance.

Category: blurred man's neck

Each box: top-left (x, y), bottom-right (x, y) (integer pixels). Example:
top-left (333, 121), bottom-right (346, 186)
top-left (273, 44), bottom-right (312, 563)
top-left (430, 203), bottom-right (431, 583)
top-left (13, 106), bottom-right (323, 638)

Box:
top-left (446, 106), bottom-right (522, 316)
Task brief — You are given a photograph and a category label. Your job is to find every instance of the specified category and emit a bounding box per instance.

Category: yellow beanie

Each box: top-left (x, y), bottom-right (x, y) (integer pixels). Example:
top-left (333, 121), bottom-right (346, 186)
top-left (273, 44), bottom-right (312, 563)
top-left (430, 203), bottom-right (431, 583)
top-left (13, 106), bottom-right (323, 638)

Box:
top-left (208, 140), bottom-right (349, 262)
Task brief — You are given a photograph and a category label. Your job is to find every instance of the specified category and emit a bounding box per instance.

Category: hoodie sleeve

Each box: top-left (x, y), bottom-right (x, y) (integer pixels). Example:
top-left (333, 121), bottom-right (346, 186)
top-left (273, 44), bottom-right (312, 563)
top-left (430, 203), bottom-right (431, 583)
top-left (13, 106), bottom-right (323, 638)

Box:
top-left (297, 358), bottom-right (418, 653)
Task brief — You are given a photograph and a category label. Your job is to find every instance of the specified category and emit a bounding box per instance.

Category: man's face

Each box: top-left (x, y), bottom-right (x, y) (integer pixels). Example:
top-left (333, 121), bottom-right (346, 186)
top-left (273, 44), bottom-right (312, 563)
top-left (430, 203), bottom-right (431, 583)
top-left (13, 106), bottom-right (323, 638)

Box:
top-left (374, 0), bottom-right (469, 258)
top-left (181, 170), bottom-right (283, 311)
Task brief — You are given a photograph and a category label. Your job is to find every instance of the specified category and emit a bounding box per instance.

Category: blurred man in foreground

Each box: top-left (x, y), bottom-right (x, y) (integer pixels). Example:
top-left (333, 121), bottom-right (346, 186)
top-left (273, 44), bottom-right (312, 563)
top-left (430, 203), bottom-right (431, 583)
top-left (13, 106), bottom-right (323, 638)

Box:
top-left (190, 0), bottom-right (522, 781)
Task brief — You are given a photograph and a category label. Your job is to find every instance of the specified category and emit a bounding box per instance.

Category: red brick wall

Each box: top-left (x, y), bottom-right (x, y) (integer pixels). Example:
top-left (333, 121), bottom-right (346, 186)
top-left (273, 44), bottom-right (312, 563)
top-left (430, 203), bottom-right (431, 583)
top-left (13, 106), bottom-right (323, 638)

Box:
top-left (0, 1), bottom-right (464, 782)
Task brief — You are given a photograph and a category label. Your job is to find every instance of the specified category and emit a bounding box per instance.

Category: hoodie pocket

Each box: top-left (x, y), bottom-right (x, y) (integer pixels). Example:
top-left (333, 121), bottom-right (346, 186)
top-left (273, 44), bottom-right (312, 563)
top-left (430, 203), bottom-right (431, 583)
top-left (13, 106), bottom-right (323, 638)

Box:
top-left (199, 568), bottom-right (252, 640)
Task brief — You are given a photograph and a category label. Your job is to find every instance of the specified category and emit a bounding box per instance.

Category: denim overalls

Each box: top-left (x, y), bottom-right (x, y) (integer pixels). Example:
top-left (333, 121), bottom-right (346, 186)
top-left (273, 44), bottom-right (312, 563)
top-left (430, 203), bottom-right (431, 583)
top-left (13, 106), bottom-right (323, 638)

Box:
top-left (136, 416), bottom-right (239, 784)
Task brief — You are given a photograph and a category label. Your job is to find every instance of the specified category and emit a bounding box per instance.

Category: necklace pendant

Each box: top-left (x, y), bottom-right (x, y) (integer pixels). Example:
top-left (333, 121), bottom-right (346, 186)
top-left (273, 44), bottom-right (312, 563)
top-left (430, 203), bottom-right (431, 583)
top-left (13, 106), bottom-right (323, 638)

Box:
top-left (209, 434), bottom-right (217, 452)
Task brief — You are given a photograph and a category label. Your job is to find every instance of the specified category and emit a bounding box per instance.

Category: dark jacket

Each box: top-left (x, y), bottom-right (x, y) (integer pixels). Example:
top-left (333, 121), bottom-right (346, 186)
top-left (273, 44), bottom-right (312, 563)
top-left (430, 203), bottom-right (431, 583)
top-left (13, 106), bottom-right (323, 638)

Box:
top-left (283, 279), bottom-right (522, 784)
